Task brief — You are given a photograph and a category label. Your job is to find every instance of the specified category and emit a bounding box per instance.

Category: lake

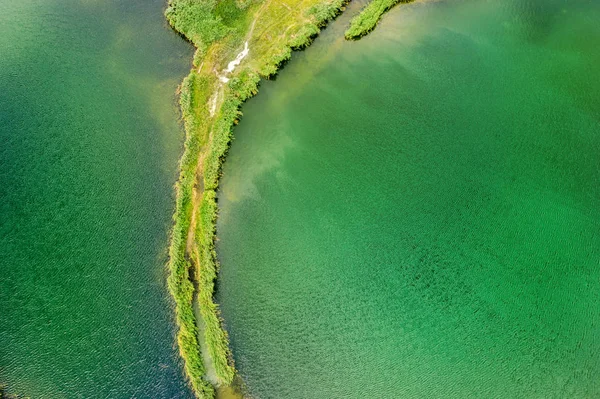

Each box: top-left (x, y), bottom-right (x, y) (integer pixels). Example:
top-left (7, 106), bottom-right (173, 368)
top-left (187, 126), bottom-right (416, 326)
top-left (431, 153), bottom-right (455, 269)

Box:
top-left (0, 0), bottom-right (194, 396)
top-left (216, 0), bottom-right (600, 397)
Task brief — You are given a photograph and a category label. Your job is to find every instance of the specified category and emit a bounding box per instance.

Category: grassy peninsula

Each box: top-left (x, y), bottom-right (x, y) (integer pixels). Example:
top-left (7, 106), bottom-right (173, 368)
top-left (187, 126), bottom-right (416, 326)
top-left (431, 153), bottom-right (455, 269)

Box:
top-left (345, 0), bottom-right (411, 39)
top-left (165, 0), bottom-right (347, 397)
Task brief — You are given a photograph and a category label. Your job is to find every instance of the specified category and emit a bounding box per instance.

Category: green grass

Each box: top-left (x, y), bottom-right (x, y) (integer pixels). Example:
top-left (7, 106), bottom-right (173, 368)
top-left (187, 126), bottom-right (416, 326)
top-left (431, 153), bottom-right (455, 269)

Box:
top-left (167, 70), bottom-right (220, 398)
top-left (167, 75), bottom-right (215, 398)
top-left (345, 0), bottom-right (412, 39)
top-left (165, 0), bottom-right (227, 54)
top-left (165, 0), bottom-right (348, 397)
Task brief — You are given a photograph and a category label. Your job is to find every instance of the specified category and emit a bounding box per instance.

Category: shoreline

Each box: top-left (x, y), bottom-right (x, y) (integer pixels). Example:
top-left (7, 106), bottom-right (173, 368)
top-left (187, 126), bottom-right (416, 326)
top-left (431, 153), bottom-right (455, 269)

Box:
top-left (164, 1), bottom-right (349, 397)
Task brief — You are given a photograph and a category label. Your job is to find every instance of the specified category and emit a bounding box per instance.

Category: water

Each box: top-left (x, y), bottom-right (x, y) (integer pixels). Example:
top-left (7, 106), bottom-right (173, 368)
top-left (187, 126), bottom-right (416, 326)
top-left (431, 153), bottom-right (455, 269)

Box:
top-left (216, 0), bottom-right (600, 397)
top-left (0, 0), bottom-right (194, 397)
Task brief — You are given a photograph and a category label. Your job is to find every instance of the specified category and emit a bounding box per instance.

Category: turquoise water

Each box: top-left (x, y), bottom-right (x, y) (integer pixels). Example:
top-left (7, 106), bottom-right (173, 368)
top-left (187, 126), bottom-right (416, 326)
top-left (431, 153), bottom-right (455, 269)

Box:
top-left (216, 0), bottom-right (600, 397)
top-left (0, 0), bottom-right (194, 397)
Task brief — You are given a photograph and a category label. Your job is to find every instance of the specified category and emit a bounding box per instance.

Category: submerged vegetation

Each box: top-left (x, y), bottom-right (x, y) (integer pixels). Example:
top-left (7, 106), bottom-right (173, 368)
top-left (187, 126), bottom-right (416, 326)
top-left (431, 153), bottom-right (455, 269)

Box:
top-left (165, 0), bottom-right (347, 397)
top-left (0, 386), bottom-right (29, 399)
top-left (345, 0), bottom-right (412, 39)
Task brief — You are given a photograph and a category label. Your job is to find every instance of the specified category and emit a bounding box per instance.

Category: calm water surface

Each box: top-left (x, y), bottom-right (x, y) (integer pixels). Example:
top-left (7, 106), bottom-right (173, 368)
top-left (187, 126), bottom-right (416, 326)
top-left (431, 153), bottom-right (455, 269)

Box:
top-left (217, 0), bottom-right (600, 397)
top-left (0, 0), bottom-right (194, 397)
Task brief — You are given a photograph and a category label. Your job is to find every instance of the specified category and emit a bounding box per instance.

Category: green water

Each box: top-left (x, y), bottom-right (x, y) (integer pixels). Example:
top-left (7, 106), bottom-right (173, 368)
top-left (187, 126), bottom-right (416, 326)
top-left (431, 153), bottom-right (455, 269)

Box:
top-left (0, 0), bottom-right (194, 397)
top-left (216, 0), bottom-right (600, 397)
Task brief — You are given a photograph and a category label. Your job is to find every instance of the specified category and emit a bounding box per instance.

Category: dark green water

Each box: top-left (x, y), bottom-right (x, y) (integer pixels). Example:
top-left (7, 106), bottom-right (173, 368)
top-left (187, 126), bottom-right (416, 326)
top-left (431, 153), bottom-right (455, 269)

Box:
top-left (216, 0), bottom-right (600, 397)
top-left (0, 0), bottom-right (194, 397)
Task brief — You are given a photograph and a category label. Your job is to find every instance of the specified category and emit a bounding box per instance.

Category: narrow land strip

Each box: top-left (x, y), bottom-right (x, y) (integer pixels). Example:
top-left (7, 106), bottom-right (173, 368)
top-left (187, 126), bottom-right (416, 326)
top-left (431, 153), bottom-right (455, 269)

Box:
top-left (165, 1), bottom-right (348, 397)
top-left (345, 0), bottom-right (414, 39)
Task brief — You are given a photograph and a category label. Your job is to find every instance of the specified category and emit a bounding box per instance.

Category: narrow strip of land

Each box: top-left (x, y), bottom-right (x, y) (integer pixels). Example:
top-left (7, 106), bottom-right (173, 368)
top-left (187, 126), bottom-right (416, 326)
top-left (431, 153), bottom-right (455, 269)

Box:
top-left (165, 1), bottom-right (347, 397)
top-left (345, 0), bottom-right (414, 39)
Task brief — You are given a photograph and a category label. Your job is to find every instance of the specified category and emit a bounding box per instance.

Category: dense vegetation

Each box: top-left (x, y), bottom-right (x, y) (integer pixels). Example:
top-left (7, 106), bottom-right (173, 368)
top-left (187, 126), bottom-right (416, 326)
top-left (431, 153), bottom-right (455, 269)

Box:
top-left (345, 0), bottom-right (412, 39)
top-left (165, 0), bottom-right (347, 397)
